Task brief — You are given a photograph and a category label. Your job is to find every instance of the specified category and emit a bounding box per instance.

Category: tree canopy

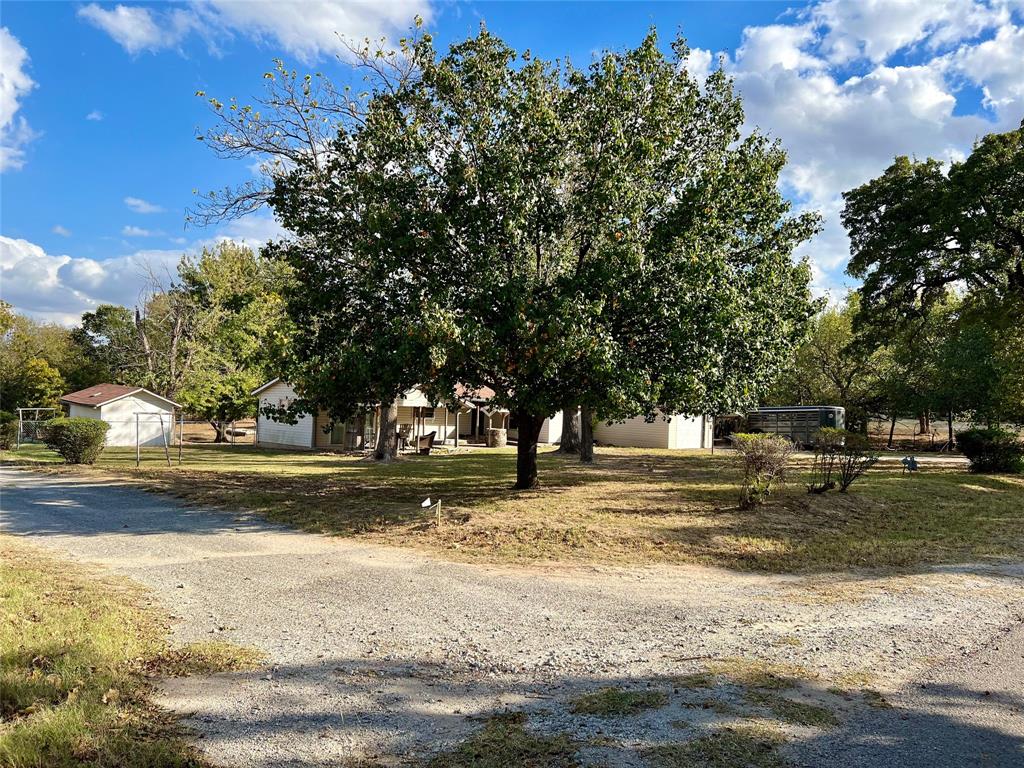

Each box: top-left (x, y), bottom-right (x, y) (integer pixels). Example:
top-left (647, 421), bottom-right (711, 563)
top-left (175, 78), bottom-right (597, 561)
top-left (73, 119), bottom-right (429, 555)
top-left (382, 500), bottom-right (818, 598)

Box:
top-left (200, 25), bottom-right (818, 487)
top-left (843, 121), bottom-right (1024, 335)
top-left (176, 242), bottom-right (291, 440)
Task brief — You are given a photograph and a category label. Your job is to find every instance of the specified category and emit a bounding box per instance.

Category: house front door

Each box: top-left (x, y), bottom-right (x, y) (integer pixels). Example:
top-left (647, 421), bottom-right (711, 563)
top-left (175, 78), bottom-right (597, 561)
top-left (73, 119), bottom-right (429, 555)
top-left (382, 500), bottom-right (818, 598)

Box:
top-left (330, 421), bottom-right (346, 446)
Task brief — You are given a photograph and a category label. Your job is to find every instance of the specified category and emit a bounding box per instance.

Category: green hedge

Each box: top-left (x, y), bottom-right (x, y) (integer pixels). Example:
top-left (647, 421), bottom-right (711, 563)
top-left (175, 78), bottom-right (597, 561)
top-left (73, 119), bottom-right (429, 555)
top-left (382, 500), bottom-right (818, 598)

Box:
top-left (0, 411), bottom-right (17, 451)
top-left (956, 427), bottom-right (1024, 474)
top-left (42, 417), bottom-right (110, 464)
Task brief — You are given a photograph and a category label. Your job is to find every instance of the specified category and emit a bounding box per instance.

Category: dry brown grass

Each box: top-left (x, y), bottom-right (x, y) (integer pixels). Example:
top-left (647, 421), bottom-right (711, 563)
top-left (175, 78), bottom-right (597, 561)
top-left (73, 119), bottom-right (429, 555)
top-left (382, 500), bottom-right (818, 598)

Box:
top-left (0, 535), bottom-right (262, 768)
top-left (6, 443), bottom-right (1024, 572)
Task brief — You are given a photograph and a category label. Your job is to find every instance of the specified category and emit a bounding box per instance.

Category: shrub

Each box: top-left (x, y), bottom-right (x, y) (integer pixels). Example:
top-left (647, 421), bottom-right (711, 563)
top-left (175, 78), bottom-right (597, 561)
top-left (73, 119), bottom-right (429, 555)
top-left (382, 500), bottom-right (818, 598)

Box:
top-left (0, 411), bottom-right (17, 450)
top-left (807, 428), bottom-right (877, 493)
top-left (807, 427), bottom-right (845, 493)
top-left (957, 427), bottom-right (1024, 473)
top-left (42, 417), bottom-right (110, 464)
top-left (732, 433), bottom-right (794, 509)
top-left (834, 431), bottom-right (878, 492)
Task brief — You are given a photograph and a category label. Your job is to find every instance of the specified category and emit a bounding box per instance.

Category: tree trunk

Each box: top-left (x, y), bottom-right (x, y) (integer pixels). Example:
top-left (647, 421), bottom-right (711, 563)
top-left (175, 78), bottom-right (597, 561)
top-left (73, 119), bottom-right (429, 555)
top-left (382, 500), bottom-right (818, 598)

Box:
top-left (211, 420), bottom-right (229, 443)
top-left (513, 409), bottom-right (545, 490)
top-left (947, 411), bottom-right (955, 450)
top-left (374, 402), bottom-right (399, 462)
top-left (579, 405), bottom-right (594, 464)
top-left (558, 406), bottom-right (580, 454)
top-left (887, 413), bottom-right (897, 449)
top-left (918, 412), bottom-right (930, 436)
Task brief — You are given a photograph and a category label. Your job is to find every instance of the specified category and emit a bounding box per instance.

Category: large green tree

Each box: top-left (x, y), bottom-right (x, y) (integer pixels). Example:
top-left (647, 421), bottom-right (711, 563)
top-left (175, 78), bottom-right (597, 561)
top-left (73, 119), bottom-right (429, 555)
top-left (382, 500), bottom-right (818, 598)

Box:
top-left (176, 242), bottom-right (291, 441)
top-left (843, 121), bottom-right (1024, 336)
top-left (199, 26), bottom-right (818, 487)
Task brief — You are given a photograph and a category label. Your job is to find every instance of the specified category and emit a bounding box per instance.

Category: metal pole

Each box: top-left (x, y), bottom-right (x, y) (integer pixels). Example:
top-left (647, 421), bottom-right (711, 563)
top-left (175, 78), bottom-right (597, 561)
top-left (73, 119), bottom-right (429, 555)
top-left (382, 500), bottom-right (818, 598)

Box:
top-left (136, 413), bottom-right (140, 468)
top-left (16, 409), bottom-right (22, 449)
top-left (160, 414), bottom-right (171, 467)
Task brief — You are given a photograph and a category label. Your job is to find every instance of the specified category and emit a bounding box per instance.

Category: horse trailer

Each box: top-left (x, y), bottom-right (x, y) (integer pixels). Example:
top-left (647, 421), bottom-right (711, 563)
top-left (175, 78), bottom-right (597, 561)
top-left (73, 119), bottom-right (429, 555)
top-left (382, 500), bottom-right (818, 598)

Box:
top-left (746, 406), bottom-right (845, 446)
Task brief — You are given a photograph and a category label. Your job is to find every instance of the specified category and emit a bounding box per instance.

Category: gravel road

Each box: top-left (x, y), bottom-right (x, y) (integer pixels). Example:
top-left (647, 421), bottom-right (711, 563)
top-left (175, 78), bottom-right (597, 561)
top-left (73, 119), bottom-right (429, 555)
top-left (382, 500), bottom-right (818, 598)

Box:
top-left (2, 466), bottom-right (1022, 766)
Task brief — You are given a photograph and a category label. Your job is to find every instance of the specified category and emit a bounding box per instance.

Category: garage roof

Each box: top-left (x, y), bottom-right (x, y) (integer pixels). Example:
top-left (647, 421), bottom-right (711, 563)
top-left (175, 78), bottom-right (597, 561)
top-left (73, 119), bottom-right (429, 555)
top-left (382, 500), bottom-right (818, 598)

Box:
top-left (61, 383), bottom-right (180, 409)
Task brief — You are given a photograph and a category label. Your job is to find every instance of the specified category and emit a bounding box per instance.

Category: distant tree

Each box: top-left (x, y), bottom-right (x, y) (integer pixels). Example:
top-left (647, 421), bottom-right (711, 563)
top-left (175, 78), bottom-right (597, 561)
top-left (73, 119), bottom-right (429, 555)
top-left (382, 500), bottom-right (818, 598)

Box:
top-left (198, 25), bottom-right (818, 486)
top-left (76, 294), bottom-right (198, 401)
top-left (767, 295), bottom-right (881, 433)
top-left (0, 303), bottom-right (87, 407)
top-left (76, 305), bottom-right (140, 383)
top-left (1, 357), bottom-right (64, 411)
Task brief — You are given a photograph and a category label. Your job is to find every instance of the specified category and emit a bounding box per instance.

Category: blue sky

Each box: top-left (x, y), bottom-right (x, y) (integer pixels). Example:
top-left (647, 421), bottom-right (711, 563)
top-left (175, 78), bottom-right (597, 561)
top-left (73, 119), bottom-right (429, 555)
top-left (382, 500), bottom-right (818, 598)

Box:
top-left (2, 1), bottom-right (1023, 323)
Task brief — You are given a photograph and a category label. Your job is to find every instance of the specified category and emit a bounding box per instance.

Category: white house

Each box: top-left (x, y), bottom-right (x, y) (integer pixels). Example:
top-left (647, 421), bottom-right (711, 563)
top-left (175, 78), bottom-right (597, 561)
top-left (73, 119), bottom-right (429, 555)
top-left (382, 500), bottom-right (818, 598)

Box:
top-left (251, 379), bottom-right (710, 451)
top-left (252, 379), bottom-right (485, 450)
top-left (61, 384), bottom-right (179, 447)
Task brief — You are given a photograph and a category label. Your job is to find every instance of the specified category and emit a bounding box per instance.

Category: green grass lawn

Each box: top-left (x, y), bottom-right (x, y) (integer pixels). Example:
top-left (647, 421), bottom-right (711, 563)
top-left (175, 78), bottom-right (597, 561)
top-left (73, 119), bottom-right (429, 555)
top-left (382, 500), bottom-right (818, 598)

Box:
top-left (5, 443), bottom-right (1024, 572)
top-left (0, 535), bottom-right (262, 768)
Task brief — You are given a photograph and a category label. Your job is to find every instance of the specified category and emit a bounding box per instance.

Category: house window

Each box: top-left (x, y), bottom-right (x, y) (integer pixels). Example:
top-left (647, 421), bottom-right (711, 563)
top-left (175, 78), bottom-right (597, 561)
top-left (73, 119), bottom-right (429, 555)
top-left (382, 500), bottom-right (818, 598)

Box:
top-left (421, 407), bottom-right (435, 419)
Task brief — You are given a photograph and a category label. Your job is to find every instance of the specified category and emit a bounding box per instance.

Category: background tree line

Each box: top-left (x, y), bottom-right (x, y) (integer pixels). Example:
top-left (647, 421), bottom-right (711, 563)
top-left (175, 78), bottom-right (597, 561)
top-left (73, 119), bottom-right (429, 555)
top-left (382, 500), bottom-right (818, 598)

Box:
top-left (0, 242), bottom-right (289, 441)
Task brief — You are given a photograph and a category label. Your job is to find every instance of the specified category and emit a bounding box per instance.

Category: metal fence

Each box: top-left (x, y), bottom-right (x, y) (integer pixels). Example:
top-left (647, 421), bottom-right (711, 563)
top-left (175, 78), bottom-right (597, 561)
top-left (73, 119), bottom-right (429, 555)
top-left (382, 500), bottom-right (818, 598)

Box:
top-left (15, 408), bottom-right (58, 448)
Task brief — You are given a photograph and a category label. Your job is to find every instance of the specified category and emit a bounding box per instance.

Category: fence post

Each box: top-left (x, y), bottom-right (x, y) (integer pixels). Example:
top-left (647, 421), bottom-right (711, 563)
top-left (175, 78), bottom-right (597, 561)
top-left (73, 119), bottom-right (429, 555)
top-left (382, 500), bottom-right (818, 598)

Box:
top-left (178, 412), bottom-right (183, 465)
top-left (159, 414), bottom-right (171, 467)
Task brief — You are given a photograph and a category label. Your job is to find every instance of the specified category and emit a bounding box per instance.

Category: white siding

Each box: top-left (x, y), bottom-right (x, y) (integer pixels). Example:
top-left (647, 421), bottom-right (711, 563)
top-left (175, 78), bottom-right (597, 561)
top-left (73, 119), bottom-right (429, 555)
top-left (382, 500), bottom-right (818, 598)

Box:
top-left (594, 412), bottom-right (711, 450)
top-left (256, 381), bottom-right (313, 448)
top-left (666, 414), bottom-right (709, 449)
top-left (71, 393), bottom-right (174, 447)
top-left (538, 411), bottom-right (563, 444)
top-left (398, 405), bottom-right (470, 444)
top-left (594, 415), bottom-right (672, 448)
top-left (507, 412), bottom-right (563, 445)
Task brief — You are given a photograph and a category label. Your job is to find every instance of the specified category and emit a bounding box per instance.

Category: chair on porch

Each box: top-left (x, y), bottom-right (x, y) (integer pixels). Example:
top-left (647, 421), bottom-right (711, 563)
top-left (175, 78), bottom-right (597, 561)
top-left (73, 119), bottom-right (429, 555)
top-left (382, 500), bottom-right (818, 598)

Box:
top-left (416, 431), bottom-right (437, 456)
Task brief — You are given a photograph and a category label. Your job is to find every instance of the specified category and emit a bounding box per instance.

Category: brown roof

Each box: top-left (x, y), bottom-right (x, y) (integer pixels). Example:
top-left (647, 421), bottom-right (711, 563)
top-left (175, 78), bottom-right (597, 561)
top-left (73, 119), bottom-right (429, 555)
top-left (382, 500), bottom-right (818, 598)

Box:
top-left (454, 383), bottom-right (496, 402)
top-left (61, 383), bottom-right (180, 409)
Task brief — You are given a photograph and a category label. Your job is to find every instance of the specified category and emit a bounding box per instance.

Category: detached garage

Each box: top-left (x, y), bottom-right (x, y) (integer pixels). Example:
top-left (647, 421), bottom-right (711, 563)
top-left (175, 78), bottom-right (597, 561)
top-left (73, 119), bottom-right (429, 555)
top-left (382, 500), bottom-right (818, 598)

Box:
top-left (594, 413), bottom-right (713, 450)
top-left (61, 384), bottom-right (179, 447)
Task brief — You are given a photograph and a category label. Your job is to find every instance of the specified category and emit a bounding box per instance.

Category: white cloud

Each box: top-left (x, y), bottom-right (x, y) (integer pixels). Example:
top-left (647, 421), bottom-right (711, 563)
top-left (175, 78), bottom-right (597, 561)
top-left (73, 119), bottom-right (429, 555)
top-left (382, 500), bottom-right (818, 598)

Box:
top-left (0, 235), bottom-right (182, 325)
top-left (77, 0), bottom-right (433, 63)
top-left (51, 225), bottom-right (72, 237)
top-left (124, 196), bottom-right (163, 214)
top-left (812, 0), bottom-right (1010, 63)
top-left (121, 225), bottom-right (163, 238)
top-left (1, 213), bottom-right (288, 325)
top-left (736, 23), bottom-right (825, 72)
top-left (85, 109), bottom-right (104, 121)
top-left (214, 212), bottom-right (287, 245)
top-left (77, 4), bottom-right (192, 55)
top-left (0, 27), bottom-right (38, 172)
top-left (945, 21), bottom-right (1024, 125)
top-left (708, 0), bottom-right (1024, 296)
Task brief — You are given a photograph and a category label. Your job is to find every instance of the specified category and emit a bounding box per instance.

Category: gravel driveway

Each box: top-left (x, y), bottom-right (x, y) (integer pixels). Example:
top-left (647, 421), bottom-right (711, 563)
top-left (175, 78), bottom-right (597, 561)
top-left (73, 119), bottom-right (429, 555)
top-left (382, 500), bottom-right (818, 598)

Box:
top-left (2, 466), bottom-right (1022, 767)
